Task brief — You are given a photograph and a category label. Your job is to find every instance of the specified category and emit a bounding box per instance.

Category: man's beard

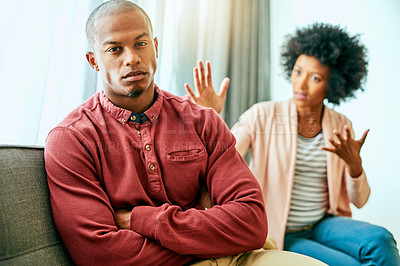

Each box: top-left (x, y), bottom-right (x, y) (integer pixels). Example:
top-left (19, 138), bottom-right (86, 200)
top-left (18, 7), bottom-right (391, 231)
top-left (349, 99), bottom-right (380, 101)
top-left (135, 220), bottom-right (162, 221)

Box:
top-left (127, 89), bottom-right (143, 98)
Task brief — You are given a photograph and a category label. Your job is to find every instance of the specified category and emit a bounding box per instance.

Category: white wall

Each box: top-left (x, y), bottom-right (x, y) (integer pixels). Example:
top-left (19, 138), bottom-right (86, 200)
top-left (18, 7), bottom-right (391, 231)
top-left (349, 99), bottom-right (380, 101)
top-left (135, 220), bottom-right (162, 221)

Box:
top-left (270, 0), bottom-right (400, 244)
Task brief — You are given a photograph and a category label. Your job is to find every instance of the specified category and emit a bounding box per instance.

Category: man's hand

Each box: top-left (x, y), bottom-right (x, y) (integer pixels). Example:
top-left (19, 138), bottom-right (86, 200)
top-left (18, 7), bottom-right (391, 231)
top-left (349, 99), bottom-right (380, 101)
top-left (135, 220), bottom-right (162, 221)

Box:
top-left (185, 60), bottom-right (230, 114)
top-left (198, 186), bottom-right (213, 209)
top-left (322, 126), bottom-right (369, 177)
top-left (115, 209), bottom-right (132, 229)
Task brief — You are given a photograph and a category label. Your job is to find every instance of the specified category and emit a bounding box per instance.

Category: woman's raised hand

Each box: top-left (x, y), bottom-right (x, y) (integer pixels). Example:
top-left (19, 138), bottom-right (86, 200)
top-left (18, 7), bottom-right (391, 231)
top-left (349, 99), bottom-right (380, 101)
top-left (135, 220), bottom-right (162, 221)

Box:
top-left (322, 125), bottom-right (370, 177)
top-left (185, 61), bottom-right (230, 114)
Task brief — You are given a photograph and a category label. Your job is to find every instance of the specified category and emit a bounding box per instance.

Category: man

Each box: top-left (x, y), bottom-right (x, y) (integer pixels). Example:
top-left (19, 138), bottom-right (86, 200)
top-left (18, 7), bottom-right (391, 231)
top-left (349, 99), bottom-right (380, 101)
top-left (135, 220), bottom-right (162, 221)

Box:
top-left (45, 1), bottom-right (324, 265)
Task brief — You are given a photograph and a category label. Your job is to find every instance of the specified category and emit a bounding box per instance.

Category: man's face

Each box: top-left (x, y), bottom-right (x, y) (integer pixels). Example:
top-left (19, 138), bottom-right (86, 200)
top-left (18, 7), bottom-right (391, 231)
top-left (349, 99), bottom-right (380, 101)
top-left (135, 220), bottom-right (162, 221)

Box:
top-left (87, 10), bottom-right (158, 102)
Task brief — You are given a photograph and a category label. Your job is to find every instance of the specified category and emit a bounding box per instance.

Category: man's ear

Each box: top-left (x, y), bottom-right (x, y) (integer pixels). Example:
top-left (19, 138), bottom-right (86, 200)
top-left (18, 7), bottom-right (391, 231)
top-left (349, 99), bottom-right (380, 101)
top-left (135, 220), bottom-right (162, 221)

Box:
top-left (86, 51), bottom-right (99, 71)
top-left (154, 37), bottom-right (158, 59)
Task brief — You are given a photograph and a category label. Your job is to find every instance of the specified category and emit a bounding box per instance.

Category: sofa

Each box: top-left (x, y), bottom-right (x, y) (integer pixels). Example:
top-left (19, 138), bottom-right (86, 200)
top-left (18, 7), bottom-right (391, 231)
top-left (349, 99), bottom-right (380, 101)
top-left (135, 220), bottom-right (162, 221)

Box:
top-left (0, 145), bottom-right (73, 265)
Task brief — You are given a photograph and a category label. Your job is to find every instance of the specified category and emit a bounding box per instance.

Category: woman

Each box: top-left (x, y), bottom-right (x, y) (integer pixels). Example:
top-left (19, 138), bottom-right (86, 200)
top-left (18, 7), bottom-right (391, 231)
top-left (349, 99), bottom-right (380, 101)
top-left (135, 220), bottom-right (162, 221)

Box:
top-left (185, 23), bottom-right (400, 265)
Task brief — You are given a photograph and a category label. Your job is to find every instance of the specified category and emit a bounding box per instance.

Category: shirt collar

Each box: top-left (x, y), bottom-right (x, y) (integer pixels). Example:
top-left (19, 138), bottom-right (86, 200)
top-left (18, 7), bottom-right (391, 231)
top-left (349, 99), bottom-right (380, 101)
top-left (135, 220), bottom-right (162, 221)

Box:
top-left (100, 84), bottom-right (163, 125)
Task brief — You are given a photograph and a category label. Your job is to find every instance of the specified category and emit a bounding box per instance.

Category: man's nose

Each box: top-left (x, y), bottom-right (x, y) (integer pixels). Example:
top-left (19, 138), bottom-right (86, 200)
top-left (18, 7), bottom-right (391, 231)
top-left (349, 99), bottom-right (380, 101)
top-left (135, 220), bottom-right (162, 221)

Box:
top-left (124, 49), bottom-right (140, 66)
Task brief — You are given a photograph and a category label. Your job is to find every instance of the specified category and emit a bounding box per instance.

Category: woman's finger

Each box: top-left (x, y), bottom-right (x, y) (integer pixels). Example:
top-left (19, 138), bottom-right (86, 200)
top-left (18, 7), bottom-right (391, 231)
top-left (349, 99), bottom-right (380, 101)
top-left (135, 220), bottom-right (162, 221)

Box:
top-left (198, 60), bottom-right (206, 84)
top-left (344, 125), bottom-right (352, 140)
top-left (185, 83), bottom-right (198, 102)
top-left (219, 78), bottom-right (230, 98)
top-left (329, 137), bottom-right (340, 148)
top-left (321, 146), bottom-right (336, 153)
top-left (359, 129), bottom-right (370, 144)
top-left (333, 130), bottom-right (345, 143)
top-left (193, 67), bottom-right (201, 93)
top-left (206, 61), bottom-right (213, 87)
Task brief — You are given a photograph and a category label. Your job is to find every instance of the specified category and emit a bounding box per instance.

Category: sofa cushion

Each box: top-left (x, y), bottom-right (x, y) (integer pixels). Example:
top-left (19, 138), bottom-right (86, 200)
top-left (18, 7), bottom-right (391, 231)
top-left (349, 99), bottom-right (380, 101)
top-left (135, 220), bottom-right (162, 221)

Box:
top-left (0, 145), bottom-right (73, 265)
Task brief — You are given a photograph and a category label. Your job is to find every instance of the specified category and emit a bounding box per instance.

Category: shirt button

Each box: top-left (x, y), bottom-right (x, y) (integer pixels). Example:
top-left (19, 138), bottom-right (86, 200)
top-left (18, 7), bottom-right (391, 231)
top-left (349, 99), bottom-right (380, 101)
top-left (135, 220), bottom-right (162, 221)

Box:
top-left (130, 115), bottom-right (136, 121)
top-left (137, 130), bottom-right (141, 135)
top-left (121, 118), bottom-right (126, 123)
top-left (145, 144), bottom-right (151, 151)
top-left (151, 116), bottom-right (156, 122)
top-left (149, 164), bottom-right (155, 170)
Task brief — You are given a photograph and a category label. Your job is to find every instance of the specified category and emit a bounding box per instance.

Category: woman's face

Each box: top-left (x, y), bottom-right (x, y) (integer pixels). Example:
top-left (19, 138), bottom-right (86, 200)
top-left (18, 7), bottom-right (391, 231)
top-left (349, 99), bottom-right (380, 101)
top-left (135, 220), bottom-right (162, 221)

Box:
top-left (291, 54), bottom-right (330, 111)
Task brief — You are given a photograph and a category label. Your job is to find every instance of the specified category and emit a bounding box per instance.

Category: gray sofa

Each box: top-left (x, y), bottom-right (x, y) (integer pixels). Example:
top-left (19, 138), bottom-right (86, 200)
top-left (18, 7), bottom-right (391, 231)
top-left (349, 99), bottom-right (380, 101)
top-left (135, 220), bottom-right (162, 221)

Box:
top-left (0, 145), bottom-right (73, 265)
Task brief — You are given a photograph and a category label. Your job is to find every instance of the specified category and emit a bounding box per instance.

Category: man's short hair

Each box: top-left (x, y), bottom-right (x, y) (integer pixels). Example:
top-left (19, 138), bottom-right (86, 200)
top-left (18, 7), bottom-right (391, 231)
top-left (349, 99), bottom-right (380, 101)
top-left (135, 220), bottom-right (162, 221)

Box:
top-left (86, 0), bottom-right (153, 49)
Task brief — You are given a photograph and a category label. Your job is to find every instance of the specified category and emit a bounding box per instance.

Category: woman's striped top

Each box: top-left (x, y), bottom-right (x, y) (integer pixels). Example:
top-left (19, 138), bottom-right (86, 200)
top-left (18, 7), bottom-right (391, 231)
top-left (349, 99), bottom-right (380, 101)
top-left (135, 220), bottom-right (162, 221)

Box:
top-left (286, 132), bottom-right (329, 231)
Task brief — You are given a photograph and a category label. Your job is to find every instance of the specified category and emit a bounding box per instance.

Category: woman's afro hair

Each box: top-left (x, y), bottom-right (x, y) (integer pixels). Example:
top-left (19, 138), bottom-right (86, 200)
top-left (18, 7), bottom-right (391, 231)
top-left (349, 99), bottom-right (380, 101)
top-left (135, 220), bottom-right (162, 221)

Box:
top-left (281, 23), bottom-right (368, 105)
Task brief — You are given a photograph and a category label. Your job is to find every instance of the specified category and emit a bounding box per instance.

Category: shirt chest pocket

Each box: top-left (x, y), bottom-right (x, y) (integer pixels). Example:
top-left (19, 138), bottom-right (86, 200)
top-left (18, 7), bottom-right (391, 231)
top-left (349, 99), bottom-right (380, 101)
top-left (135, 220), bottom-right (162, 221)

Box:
top-left (163, 149), bottom-right (208, 206)
top-left (166, 149), bottom-right (206, 162)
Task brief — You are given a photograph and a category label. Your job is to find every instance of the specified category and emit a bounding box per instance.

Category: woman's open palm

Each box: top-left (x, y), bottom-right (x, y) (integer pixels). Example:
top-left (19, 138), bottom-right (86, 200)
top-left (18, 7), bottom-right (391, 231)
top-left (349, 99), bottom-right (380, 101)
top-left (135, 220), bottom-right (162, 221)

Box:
top-left (185, 61), bottom-right (230, 114)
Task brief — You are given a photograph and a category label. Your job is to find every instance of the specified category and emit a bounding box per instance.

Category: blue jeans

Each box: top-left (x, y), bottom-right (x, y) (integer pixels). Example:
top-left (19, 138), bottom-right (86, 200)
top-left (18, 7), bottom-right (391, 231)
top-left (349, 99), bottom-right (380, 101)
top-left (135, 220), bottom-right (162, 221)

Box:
top-left (284, 216), bottom-right (400, 266)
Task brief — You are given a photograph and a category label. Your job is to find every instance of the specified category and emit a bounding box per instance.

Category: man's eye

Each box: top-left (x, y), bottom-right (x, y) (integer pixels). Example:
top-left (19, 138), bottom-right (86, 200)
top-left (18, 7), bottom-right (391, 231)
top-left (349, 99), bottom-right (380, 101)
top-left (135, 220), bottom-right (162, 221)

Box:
top-left (107, 47), bottom-right (121, 52)
top-left (136, 42), bottom-right (148, 47)
top-left (294, 69), bottom-right (301, 75)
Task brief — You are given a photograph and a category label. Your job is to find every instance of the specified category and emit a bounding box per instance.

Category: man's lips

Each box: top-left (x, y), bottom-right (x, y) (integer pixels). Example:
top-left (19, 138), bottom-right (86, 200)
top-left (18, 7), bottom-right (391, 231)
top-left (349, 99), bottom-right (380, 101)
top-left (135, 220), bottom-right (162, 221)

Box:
top-left (122, 71), bottom-right (146, 81)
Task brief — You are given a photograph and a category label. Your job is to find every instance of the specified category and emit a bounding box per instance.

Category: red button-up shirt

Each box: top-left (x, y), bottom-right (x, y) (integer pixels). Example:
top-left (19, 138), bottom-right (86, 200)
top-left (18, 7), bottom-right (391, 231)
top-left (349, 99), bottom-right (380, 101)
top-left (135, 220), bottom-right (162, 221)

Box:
top-left (45, 86), bottom-right (267, 265)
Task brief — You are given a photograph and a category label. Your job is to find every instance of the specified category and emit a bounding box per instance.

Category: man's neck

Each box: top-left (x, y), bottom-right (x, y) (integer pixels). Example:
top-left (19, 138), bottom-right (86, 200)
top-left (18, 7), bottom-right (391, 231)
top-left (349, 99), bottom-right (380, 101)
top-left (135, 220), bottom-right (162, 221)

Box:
top-left (123, 92), bottom-right (155, 113)
top-left (105, 86), bottom-right (155, 113)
